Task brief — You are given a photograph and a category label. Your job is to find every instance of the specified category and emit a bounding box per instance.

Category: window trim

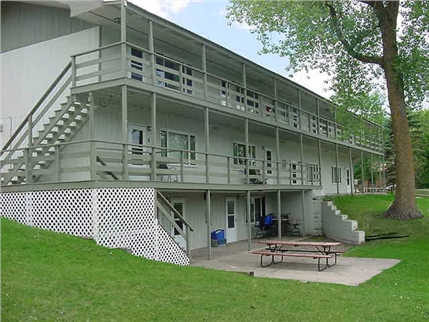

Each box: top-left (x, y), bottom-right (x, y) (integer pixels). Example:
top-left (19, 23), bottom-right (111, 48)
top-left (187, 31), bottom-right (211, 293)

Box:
top-left (331, 166), bottom-right (342, 184)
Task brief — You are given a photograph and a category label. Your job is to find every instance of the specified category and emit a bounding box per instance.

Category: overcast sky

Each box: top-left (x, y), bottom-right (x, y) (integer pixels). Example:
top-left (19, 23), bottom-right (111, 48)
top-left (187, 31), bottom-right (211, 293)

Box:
top-left (129, 0), bottom-right (331, 99)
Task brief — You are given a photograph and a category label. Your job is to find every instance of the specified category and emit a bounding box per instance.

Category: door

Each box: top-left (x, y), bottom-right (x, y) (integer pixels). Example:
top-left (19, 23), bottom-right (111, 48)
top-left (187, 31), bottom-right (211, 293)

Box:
top-left (128, 124), bottom-right (149, 180)
top-left (171, 199), bottom-right (187, 250)
top-left (225, 198), bottom-right (237, 243)
top-left (251, 197), bottom-right (266, 224)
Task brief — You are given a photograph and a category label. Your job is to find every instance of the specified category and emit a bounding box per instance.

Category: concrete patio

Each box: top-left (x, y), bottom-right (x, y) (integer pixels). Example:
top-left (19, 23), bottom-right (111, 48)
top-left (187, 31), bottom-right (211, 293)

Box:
top-left (191, 239), bottom-right (400, 286)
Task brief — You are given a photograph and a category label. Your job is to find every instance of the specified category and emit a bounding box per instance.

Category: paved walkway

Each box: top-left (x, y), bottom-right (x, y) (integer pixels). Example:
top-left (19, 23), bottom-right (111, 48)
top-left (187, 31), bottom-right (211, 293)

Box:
top-left (191, 240), bottom-right (400, 286)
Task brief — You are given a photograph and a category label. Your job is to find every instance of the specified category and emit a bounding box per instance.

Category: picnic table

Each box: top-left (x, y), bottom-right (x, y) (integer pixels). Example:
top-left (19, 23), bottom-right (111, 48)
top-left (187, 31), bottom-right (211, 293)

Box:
top-left (252, 240), bottom-right (344, 271)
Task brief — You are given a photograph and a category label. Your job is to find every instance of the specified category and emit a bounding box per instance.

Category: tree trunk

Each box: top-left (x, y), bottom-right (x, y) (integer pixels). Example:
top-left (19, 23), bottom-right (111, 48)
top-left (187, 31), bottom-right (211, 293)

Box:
top-left (377, 2), bottom-right (422, 220)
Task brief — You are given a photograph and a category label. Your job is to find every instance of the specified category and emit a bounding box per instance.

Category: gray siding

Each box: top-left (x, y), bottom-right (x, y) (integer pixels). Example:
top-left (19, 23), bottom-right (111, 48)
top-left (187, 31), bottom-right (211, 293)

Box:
top-left (1, 1), bottom-right (95, 53)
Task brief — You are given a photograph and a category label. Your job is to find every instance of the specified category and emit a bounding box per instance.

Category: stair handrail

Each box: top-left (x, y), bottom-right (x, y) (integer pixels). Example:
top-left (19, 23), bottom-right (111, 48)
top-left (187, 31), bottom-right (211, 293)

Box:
top-left (96, 156), bottom-right (119, 181)
top-left (2, 62), bottom-right (72, 153)
top-left (156, 191), bottom-right (194, 232)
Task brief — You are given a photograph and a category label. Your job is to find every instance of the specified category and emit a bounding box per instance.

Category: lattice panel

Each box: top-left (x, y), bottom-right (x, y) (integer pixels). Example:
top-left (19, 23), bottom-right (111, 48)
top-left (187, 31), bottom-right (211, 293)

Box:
top-left (1, 188), bottom-right (190, 266)
top-left (1, 192), bottom-right (28, 224)
top-left (31, 189), bottom-right (93, 237)
top-left (157, 225), bottom-right (190, 266)
top-left (95, 188), bottom-right (158, 261)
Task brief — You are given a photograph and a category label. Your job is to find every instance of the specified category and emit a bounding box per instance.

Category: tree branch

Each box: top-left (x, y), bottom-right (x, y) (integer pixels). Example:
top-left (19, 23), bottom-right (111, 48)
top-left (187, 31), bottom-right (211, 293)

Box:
top-left (325, 1), bottom-right (383, 66)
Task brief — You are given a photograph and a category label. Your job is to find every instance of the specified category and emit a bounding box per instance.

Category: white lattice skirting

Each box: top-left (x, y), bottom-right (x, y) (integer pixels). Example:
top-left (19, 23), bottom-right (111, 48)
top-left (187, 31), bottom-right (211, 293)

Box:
top-left (1, 188), bottom-right (190, 266)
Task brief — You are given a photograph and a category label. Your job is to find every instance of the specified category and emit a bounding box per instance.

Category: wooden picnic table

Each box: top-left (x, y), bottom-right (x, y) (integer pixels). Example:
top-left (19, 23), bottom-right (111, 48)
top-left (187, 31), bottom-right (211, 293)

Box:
top-left (252, 240), bottom-right (344, 271)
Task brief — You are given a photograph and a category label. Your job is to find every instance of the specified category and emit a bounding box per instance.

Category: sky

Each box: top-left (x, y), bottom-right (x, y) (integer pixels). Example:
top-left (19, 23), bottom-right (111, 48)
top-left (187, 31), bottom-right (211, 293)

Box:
top-left (129, 0), bottom-right (331, 99)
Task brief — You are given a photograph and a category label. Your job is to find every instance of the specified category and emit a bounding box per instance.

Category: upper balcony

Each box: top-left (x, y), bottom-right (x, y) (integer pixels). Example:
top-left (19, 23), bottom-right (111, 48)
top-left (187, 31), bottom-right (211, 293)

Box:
top-left (71, 40), bottom-right (383, 154)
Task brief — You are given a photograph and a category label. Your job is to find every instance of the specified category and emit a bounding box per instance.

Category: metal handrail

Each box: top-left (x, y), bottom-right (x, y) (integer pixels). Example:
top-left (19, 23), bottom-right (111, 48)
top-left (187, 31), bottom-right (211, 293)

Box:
top-left (2, 62), bottom-right (72, 152)
top-left (156, 190), bottom-right (194, 232)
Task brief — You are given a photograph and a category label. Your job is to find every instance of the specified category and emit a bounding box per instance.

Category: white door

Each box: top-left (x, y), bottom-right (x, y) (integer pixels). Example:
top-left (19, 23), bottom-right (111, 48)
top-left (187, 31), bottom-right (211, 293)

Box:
top-left (128, 124), bottom-right (150, 180)
top-left (225, 198), bottom-right (237, 243)
top-left (346, 168), bottom-right (351, 193)
top-left (171, 200), bottom-right (187, 250)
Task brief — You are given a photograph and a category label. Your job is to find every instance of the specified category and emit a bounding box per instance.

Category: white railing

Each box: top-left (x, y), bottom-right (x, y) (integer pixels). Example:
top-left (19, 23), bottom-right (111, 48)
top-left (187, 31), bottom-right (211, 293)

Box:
top-left (70, 42), bottom-right (383, 152)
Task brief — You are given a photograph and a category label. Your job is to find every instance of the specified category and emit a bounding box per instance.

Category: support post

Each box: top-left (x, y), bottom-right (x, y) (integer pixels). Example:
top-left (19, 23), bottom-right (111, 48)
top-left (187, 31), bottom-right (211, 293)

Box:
top-left (149, 21), bottom-right (156, 84)
top-left (349, 148), bottom-right (354, 195)
top-left (120, 0), bottom-right (127, 77)
top-left (300, 134), bottom-right (304, 185)
top-left (274, 77), bottom-right (278, 121)
top-left (335, 143), bottom-right (339, 194)
top-left (205, 107), bottom-right (209, 183)
top-left (28, 115), bottom-right (33, 147)
top-left (71, 56), bottom-right (76, 87)
top-left (301, 190), bottom-right (306, 237)
top-left (202, 44), bottom-right (208, 99)
top-left (242, 63), bottom-right (247, 112)
top-left (206, 189), bottom-right (212, 260)
top-left (247, 190), bottom-right (251, 251)
top-left (298, 89), bottom-right (302, 129)
top-left (318, 139), bottom-right (322, 185)
top-left (361, 150), bottom-right (365, 194)
top-left (378, 155), bottom-right (382, 194)
top-left (89, 92), bottom-right (97, 181)
top-left (370, 153), bottom-right (374, 192)
top-left (24, 148), bottom-right (33, 184)
top-left (316, 98), bottom-right (320, 134)
top-left (245, 118), bottom-right (249, 184)
top-left (277, 189), bottom-right (281, 238)
top-left (55, 145), bottom-right (60, 182)
top-left (151, 92), bottom-right (157, 180)
top-left (276, 126), bottom-right (280, 184)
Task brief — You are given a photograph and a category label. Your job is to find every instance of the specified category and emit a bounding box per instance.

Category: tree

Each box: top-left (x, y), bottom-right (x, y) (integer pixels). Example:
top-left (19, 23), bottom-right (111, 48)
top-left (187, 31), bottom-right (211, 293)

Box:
top-left (227, 1), bottom-right (429, 219)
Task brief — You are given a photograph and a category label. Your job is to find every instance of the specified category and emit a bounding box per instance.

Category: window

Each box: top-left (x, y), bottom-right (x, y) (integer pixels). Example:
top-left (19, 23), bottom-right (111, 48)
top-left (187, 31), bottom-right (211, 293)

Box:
top-left (156, 56), bottom-right (180, 91)
top-left (332, 166), bottom-right (342, 184)
top-left (291, 162), bottom-right (299, 185)
top-left (220, 80), bottom-right (227, 106)
top-left (307, 163), bottom-right (320, 184)
top-left (160, 130), bottom-right (196, 161)
top-left (131, 48), bottom-right (143, 81)
top-left (265, 149), bottom-right (273, 175)
top-left (233, 142), bottom-right (256, 165)
top-left (182, 66), bottom-right (193, 95)
top-left (156, 56), bottom-right (193, 94)
top-left (346, 168), bottom-right (351, 185)
top-left (248, 197), bottom-right (265, 223)
top-left (246, 90), bottom-right (259, 113)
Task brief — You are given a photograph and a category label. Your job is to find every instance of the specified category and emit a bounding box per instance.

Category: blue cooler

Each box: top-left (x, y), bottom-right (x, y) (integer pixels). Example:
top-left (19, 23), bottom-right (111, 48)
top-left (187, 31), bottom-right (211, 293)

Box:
top-left (211, 229), bottom-right (225, 240)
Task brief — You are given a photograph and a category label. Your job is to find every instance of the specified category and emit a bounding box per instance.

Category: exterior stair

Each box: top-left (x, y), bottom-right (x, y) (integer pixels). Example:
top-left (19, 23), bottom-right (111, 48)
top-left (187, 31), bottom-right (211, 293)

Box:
top-left (1, 96), bottom-right (90, 185)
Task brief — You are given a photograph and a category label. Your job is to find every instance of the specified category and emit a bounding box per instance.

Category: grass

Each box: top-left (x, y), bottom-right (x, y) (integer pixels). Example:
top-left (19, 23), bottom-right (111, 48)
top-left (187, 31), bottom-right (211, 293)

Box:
top-left (327, 194), bottom-right (429, 238)
top-left (2, 196), bottom-right (429, 321)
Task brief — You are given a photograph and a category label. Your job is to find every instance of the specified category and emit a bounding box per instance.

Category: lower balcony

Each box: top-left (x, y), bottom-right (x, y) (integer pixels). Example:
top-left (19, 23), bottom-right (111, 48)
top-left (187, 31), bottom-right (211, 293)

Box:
top-left (1, 140), bottom-right (321, 190)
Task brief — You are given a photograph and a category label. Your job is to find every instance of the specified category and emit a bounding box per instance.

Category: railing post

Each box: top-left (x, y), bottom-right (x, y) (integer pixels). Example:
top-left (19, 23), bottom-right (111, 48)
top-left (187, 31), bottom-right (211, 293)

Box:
top-left (151, 146), bottom-right (156, 181)
top-left (186, 225), bottom-right (191, 260)
top-left (28, 115), bottom-right (33, 147)
top-left (71, 56), bottom-right (77, 87)
top-left (123, 143), bottom-right (129, 181)
top-left (227, 156), bottom-right (231, 184)
top-left (262, 160), bottom-right (266, 184)
top-left (55, 145), bottom-right (60, 182)
top-left (25, 148), bottom-right (33, 184)
top-left (202, 44), bottom-right (208, 99)
top-left (180, 151), bottom-right (184, 182)
top-left (90, 141), bottom-right (97, 181)
top-left (179, 64), bottom-right (184, 93)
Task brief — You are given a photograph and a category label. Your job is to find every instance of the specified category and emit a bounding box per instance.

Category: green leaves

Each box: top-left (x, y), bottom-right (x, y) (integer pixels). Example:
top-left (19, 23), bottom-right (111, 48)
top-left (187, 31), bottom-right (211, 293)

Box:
top-left (227, 0), bottom-right (429, 109)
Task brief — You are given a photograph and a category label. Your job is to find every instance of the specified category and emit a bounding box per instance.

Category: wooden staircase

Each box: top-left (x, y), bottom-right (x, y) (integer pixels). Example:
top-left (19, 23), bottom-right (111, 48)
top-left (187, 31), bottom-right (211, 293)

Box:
top-left (1, 62), bottom-right (91, 186)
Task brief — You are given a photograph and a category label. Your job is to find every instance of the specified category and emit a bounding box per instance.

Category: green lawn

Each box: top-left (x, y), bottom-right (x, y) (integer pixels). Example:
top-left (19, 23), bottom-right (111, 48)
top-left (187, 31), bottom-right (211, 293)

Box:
top-left (2, 196), bottom-right (429, 321)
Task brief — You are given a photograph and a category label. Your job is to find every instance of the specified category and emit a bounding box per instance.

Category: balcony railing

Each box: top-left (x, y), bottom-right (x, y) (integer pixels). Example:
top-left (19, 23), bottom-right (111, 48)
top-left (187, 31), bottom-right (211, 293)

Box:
top-left (1, 140), bottom-right (321, 187)
top-left (71, 42), bottom-right (383, 153)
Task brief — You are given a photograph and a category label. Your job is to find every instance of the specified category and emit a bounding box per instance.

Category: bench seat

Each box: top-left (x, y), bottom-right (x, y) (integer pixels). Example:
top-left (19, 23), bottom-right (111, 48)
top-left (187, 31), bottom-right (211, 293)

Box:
top-left (251, 250), bottom-right (335, 271)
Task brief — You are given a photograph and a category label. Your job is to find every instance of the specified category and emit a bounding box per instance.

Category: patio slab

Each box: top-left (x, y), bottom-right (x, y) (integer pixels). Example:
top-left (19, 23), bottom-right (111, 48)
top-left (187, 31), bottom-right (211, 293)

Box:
top-left (191, 241), bottom-right (400, 286)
